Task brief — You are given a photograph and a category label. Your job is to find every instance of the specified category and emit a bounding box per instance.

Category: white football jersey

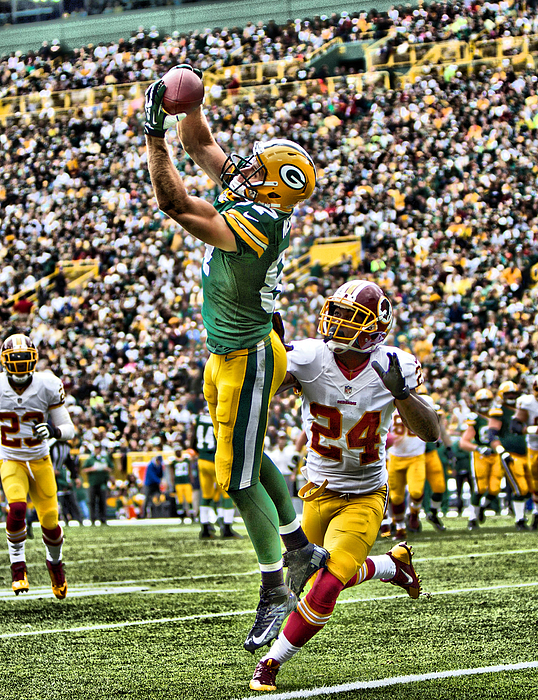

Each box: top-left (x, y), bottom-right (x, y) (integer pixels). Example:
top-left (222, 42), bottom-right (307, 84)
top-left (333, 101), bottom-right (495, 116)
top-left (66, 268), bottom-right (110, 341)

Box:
top-left (0, 371), bottom-right (66, 461)
top-left (388, 412), bottom-right (427, 457)
top-left (516, 393), bottom-right (538, 450)
top-left (287, 339), bottom-right (423, 494)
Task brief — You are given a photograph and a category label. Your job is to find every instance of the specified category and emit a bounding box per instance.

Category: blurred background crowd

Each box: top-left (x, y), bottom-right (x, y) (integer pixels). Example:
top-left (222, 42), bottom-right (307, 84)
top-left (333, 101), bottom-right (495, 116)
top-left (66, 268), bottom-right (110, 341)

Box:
top-left (1, 0), bottom-right (538, 524)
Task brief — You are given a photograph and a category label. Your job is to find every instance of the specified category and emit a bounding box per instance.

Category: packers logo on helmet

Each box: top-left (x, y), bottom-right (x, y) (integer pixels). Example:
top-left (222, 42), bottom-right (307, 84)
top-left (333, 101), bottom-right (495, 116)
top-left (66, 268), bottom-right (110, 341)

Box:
top-left (220, 139), bottom-right (316, 211)
top-left (1, 334), bottom-right (38, 384)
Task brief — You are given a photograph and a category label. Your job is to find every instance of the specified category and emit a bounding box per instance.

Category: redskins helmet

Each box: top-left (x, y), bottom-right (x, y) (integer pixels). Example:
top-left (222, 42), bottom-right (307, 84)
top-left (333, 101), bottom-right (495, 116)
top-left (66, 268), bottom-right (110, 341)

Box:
top-left (318, 280), bottom-right (393, 354)
top-left (220, 139), bottom-right (316, 211)
top-left (1, 334), bottom-right (38, 384)
top-left (497, 381), bottom-right (519, 406)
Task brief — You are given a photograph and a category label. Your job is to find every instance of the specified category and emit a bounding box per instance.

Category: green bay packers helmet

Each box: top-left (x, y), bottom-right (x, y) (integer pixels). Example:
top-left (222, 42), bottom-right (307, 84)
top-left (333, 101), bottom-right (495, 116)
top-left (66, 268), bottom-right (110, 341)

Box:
top-left (220, 139), bottom-right (316, 211)
top-left (1, 334), bottom-right (38, 384)
top-left (475, 388), bottom-right (494, 413)
top-left (497, 381), bottom-right (519, 406)
top-left (318, 280), bottom-right (393, 354)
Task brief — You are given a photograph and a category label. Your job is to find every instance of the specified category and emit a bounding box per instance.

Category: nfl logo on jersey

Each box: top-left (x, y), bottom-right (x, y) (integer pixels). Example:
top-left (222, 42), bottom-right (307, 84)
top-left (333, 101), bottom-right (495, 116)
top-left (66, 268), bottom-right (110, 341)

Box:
top-left (344, 385), bottom-right (353, 395)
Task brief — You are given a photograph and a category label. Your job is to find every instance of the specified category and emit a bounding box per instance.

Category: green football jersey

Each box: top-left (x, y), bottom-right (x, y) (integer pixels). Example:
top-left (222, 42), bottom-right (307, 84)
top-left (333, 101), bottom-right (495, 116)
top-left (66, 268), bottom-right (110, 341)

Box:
top-left (465, 412), bottom-right (490, 447)
top-left (202, 190), bottom-right (292, 354)
top-left (192, 413), bottom-right (216, 462)
top-left (489, 404), bottom-right (527, 456)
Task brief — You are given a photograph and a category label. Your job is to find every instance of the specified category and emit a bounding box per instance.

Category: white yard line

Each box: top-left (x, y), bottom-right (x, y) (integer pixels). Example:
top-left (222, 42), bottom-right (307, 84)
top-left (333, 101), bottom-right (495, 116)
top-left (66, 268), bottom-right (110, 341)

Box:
top-left (237, 661), bottom-right (538, 700)
top-left (1, 579), bottom-right (537, 638)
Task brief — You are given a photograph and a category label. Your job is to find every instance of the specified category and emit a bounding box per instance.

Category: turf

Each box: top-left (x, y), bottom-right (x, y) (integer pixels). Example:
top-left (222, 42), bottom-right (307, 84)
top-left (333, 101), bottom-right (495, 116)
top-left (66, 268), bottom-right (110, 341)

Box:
top-left (0, 516), bottom-right (536, 700)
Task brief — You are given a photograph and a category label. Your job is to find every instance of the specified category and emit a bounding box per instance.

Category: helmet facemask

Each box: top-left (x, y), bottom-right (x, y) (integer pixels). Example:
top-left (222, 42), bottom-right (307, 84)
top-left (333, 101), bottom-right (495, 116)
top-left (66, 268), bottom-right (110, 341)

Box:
top-left (1, 344), bottom-right (38, 385)
top-left (319, 300), bottom-right (391, 354)
top-left (221, 152), bottom-right (268, 201)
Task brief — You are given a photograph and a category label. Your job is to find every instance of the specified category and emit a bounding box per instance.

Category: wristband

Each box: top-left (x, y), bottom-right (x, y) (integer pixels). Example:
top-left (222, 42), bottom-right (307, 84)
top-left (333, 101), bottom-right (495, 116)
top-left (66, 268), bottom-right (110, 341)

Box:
top-left (527, 426), bottom-right (538, 435)
top-left (393, 386), bottom-right (411, 401)
top-left (495, 445), bottom-right (505, 455)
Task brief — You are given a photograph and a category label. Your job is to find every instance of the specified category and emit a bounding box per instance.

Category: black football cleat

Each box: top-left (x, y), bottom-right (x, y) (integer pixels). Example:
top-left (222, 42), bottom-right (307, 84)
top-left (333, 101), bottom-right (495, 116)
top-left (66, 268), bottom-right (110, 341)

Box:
top-left (244, 585), bottom-right (296, 653)
top-left (283, 542), bottom-right (329, 598)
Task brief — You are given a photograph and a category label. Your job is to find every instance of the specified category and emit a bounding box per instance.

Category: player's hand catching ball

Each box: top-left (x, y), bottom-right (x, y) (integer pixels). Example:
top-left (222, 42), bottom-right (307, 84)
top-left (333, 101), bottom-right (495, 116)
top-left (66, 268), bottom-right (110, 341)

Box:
top-left (144, 80), bottom-right (187, 138)
top-left (371, 353), bottom-right (410, 401)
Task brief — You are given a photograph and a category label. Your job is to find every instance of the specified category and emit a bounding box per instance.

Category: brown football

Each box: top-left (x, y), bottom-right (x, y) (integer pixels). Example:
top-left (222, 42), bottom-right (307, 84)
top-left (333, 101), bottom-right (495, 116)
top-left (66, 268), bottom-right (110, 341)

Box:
top-left (161, 67), bottom-right (205, 116)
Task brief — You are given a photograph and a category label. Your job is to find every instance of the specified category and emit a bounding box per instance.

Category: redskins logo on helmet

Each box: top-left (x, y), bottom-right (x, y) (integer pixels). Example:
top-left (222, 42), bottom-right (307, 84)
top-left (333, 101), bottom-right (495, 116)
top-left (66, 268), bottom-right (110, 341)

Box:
top-left (220, 139), bottom-right (316, 211)
top-left (1, 334), bottom-right (38, 384)
top-left (497, 381), bottom-right (519, 406)
top-left (318, 280), bottom-right (393, 354)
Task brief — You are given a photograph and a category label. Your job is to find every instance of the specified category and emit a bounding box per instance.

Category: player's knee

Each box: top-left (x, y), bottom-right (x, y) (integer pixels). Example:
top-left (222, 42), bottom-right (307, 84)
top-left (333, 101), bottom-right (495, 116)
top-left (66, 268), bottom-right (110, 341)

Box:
top-left (327, 549), bottom-right (360, 585)
top-left (40, 508), bottom-right (59, 530)
top-left (8, 501), bottom-right (27, 521)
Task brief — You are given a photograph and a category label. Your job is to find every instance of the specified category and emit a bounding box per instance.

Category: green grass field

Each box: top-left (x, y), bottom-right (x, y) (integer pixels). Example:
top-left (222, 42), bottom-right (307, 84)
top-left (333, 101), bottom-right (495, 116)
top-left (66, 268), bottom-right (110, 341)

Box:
top-left (0, 516), bottom-right (536, 700)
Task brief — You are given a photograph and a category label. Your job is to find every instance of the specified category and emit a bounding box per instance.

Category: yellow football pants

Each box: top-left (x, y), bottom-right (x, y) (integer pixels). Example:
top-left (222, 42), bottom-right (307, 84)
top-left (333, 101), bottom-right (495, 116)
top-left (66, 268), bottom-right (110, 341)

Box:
top-left (527, 448), bottom-right (538, 494)
top-left (198, 458), bottom-right (230, 502)
top-left (387, 453), bottom-right (426, 505)
top-left (203, 330), bottom-right (287, 492)
top-left (470, 452), bottom-right (503, 496)
top-left (502, 453), bottom-right (532, 498)
top-left (425, 449), bottom-right (446, 493)
top-left (301, 486), bottom-right (388, 585)
top-left (1, 456), bottom-right (59, 530)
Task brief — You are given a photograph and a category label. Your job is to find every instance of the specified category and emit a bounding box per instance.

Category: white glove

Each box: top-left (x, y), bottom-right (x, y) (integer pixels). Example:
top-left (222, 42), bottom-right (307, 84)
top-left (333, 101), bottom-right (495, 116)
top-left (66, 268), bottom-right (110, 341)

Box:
top-left (33, 423), bottom-right (58, 440)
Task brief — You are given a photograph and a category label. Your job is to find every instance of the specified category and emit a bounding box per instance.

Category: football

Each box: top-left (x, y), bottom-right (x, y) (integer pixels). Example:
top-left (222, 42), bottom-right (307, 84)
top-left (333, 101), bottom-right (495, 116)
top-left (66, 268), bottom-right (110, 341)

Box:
top-left (161, 67), bottom-right (205, 116)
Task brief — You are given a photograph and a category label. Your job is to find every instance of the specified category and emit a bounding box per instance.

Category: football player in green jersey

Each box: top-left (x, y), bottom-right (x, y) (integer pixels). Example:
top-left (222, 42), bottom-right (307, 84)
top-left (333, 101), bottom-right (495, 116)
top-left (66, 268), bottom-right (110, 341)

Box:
top-left (460, 388), bottom-right (503, 530)
top-left (144, 67), bottom-right (328, 652)
top-left (488, 381), bottom-right (531, 530)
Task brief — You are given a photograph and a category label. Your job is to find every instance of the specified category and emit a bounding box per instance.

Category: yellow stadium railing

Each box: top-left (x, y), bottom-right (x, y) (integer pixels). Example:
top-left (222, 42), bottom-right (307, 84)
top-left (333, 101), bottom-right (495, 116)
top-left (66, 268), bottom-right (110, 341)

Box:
top-left (284, 235), bottom-right (361, 284)
top-left (5, 259), bottom-right (100, 307)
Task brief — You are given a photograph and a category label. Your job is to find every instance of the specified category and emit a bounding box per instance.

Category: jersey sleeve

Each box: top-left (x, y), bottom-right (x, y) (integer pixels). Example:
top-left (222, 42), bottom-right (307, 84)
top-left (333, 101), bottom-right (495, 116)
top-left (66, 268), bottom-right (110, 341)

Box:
top-left (466, 412), bottom-right (478, 427)
top-left (46, 373), bottom-right (66, 409)
top-left (517, 394), bottom-right (533, 411)
top-left (221, 203), bottom-right (273, 258)
top-left (286, 339), bottom-right (324, 383)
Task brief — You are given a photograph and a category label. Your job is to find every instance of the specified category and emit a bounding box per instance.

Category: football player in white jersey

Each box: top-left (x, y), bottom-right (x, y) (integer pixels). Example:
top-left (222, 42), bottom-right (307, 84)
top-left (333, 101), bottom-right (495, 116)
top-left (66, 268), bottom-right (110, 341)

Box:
top-left (0, 334), bottom-right (75, 598)
top-left (250, 281), bottom-right (439, 691)
top-left (512, 376), bottom-right (538, 530)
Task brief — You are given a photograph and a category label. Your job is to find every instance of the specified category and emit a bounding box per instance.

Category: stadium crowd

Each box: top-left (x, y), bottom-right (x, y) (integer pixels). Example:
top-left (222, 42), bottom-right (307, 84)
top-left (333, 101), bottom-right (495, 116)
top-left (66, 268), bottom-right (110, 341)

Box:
top-left (1, 3), bottom-right (538, 522)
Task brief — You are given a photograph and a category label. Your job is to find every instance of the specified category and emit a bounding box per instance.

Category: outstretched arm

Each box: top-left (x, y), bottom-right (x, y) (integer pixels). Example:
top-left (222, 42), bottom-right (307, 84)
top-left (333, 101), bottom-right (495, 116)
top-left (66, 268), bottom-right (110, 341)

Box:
top-left (177, 108), bottom-right (227, 186)
top-left (146, 135), bottom-right (236, 250)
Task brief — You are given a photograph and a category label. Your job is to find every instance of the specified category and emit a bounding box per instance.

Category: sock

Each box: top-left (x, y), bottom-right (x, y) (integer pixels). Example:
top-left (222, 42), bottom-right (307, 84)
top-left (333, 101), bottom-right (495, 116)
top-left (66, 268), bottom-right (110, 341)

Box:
top-left (367, 554), bottom-right (396, 580)
top-left (430, 494), bottom-right (443, 512)
top-left (42, 525), bottom-right (64, 564)
top-left (280, 568), bottom-right (343, 648)
top-left (392, 502), bottom-right (405, 527)
top-left (228, 482), bottom-right (282, 563)
top-left (279, 516), bottom-right (309, 552)
top-left (222, 499), bottom-right (235, 525)
top-left (199, 503), bottom-right (212, 524)
top-left (261, 632), bottom-right (302, 666)
top-left (513, 499), bottom-right (526, 522)
top-left (260, 560), bottom-right (284, 590)
top-left (6, 502), bottom-right (27, 565)
top-left (480, 495), bottom-right (492, 509)
top-left (473, 504), bottom-right (481, 519)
